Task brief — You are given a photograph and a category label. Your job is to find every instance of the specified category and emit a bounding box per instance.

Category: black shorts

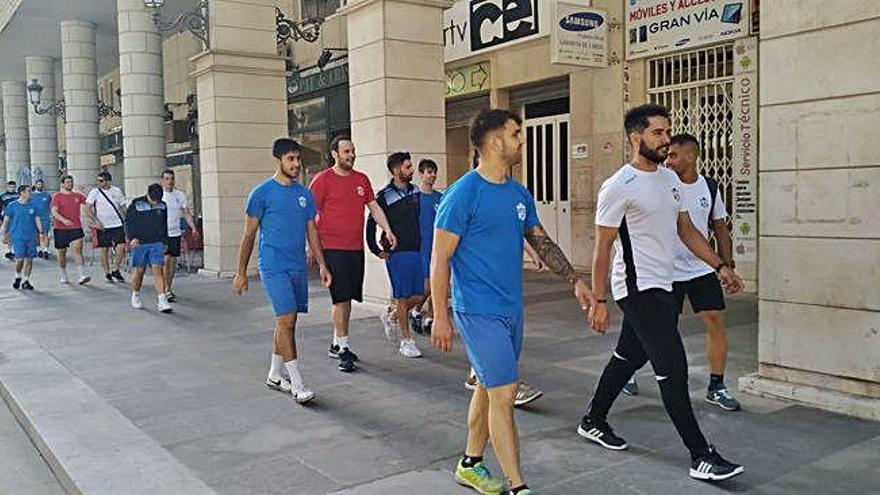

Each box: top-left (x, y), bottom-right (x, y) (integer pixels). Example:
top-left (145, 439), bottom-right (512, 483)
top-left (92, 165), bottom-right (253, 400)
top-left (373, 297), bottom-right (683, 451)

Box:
top-left (672, 272), bottom-right (726, 314)
top-left (96, 226), bottom-right (126, 248)
top-left (53, 228), bottom-right (84, 249)
top-left (324, 249), bottom-right (365, 304)
top-left (165, 236), bottom-right (181, 257)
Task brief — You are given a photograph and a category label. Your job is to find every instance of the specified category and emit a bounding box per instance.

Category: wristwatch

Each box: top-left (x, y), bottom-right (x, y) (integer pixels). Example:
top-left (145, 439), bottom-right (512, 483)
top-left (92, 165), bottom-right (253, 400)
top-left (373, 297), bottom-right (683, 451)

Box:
top-left (714, 262), bottom-right (729, 273)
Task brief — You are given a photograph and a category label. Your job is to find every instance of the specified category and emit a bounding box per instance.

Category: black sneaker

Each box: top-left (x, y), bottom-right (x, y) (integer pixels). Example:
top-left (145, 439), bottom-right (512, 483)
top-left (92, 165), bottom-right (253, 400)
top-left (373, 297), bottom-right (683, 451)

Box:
top-left (577, 417), bottom-right (628, 450)
top-left (111, 270), bottom-right (125, 282)
top-left (338, 349), bottom-right (357, 373)
top-left (706, 387), bottom-right (741, 411)
top-left (690, 445), bottom-right (744, 481)
top-left (4, 252), bottom-right (14, 260)
top-left (21, 280), bottom-right (34, 290)
top-left (328, 344), bottom-right (359, 361)
top-left (105, 273), bottom-right (114, 283)
top-left (409, 312), bottom-right (424, 335)
top-left (12, 278), bottom-right (21, 289)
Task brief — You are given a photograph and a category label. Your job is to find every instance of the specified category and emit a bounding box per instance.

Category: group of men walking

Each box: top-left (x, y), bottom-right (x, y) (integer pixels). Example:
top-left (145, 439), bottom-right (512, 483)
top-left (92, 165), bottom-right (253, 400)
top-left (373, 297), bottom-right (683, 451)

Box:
top-left (234, 103), bottom-right (746, 495)
top-left (0, 170), bottom-right (198, 313)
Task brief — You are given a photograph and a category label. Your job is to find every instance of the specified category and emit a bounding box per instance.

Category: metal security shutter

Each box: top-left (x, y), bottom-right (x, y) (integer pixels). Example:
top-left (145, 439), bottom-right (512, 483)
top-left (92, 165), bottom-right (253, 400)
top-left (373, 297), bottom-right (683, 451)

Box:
top-left (446, 95), bottom-right (490, 128)
top-left (509, 78), bottom-right (570, 114)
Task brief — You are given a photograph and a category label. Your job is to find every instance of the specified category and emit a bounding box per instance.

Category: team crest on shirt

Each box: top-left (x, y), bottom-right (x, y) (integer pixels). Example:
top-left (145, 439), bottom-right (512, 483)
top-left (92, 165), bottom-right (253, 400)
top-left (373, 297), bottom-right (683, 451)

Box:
top-left (671, 186), bottom-right (682, 202)
top-left (699, 196), bottom-right (709, 208)
top-left (356, 186), bottom-right (365, 197)
top-left (516, 202), bottom-right (527, 221)
top-left (298, 196), bottom-right (307, 208)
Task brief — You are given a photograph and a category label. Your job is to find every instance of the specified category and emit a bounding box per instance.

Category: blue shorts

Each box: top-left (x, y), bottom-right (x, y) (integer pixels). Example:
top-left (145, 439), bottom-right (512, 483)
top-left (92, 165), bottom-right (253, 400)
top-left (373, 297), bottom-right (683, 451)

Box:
top-left (261, 269), bottom-right (308, 316)
top-left (386, 251), bottom-right (424, 299)
top-left (131, 241), bottom-right (165, 267)
top-left (12, 237), bottom-right (37, 259)
top-left (453, 311), bottom-right (524, 388)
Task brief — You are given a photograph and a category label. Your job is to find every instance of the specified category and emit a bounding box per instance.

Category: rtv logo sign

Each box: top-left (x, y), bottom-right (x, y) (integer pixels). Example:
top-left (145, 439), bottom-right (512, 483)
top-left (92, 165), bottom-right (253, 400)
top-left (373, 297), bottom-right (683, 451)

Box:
top-left (444, 0), bottom-right (547, 62)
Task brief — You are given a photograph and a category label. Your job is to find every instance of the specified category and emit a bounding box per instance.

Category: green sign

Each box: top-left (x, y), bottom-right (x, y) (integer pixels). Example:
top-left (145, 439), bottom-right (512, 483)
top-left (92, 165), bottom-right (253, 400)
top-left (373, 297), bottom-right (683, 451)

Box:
top-left (445, 63), bottom-right (490, 98)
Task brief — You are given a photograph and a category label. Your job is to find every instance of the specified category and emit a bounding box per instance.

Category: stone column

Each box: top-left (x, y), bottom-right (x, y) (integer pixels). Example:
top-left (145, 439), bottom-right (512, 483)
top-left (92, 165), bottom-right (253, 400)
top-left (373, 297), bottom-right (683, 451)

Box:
top-left (117, 0), bottom-right (166, 197)
top-left (25, 56), bottom-right (61, 191)
top-left (341, 0), bottom-right (451, 303)
top-left (2, 82), bottom-right (31, 185)
top-left (192, 0), bottom-right (287, 276)
top-left (0, 105), bottom-right (6, 182)
top-left (738, 3), bottom-right (880, 420)
top-left (60, 21), bottom-right (100, 190)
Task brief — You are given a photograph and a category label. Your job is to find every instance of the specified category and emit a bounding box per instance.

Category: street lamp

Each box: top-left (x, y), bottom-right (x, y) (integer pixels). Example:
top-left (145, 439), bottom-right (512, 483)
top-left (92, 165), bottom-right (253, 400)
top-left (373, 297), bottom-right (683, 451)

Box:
top-left (144, 0), bottom-right (209, 48)
top-left (26, 78), bottom-right (66, 122)
top-left (275, 7), bottom-right (323, 45)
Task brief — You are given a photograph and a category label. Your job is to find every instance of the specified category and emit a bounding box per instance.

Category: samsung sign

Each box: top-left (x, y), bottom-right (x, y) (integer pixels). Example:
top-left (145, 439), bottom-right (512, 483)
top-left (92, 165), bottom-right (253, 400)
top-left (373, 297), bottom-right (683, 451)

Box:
top-left (552, 3), bottom-right (609, 67)
top-left (443, 0), bottom-right (551, 62)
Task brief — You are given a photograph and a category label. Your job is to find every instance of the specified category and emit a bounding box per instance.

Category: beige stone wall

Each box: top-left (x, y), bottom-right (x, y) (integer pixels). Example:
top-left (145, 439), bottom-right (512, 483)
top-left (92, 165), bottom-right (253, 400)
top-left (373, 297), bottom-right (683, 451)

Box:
top-left (739, 1), bottom-right (880, 420)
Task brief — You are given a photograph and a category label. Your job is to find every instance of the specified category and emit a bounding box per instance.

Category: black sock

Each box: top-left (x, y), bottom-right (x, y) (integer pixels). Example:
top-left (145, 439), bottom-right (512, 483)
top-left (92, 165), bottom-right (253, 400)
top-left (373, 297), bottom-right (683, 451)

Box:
top-left (461, 455), bottom-right (482, 468)
top-left (510, 484), bottom-right (529, 494)
top-left (709, 374), bottom-right (725, 391)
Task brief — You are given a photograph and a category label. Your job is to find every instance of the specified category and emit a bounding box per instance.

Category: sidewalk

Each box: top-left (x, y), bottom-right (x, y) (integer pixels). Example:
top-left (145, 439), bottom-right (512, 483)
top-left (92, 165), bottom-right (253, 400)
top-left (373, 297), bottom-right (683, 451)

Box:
top-left (1, 260), bottom-right (879, 494)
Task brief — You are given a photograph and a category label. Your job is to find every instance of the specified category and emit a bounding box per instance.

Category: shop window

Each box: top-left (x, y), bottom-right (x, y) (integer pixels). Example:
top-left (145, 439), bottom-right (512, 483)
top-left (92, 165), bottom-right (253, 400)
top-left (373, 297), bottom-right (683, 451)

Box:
top-left (289, 97), bottom-right (327, 133)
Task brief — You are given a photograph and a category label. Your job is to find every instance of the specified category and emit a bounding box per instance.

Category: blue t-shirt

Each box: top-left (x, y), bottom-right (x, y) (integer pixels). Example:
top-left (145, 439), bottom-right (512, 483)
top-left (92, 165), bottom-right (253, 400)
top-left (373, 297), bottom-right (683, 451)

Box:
top-left (418, 190), bottom-right (443, 256)
top-left (246, 178), bottom-right (316, 274)
top-left (435, 170), bottom-right (538, 317)
top-left (30, 191), bottom-right (52, 220)
top-left (4, 200), bottom-right (39, 241)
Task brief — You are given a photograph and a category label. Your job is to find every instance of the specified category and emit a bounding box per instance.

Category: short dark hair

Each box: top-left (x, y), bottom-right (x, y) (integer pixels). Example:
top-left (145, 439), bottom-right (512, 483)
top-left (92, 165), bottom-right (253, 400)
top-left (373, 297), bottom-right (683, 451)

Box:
top-left (17, 184), bottom-right (29, 194)
top-left (469, 108), bottom-right (522, 150)
top-left (418, 158), bottom-right (438, 173)
top-left (161, 168), bottom-right (175, 178)
top-left (330, 135), bottom-right (351, 153)
top-left (147, 183), bottom-right (163, 201)
top-left (670, 133), bottom-right (700, 156)
top-left (7, 181), bottom-right (16, 186)
top-left (386, 151), bottom-right (411, 173)
top-left (624, 104), bottom-right (670, 135)
top-left (61, 175), bottom-right (73, 183)
top-left (97, 171), bottom-right (112, 182)
top-left (34, 179), bottom-right (44, 184)
top-left (272, 138), bottom-right (302, 159)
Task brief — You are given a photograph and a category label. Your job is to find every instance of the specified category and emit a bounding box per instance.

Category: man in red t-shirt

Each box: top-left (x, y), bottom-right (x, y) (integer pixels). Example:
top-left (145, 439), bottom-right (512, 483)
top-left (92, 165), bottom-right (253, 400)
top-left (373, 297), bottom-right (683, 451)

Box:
top-left (50, 175), bottom-right (91, 285)
top-left (309, 136), bottom-right (396, 373)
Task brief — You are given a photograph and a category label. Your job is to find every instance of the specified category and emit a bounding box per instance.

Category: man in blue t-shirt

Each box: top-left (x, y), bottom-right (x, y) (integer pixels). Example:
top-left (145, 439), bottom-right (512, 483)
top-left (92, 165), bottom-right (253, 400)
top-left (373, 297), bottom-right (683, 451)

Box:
top-left (431, 109), bottom-right (594, 495)
top-left (233, 138), bottom-right (332, 405)
top-left (1, 181), bottom-right (19, 260)
top-left (1, 185), bottom-right (43, 290)
top-left (30, 180), bottom-right (53, 260)
top-left (406, 157), bottom-right (443, 335)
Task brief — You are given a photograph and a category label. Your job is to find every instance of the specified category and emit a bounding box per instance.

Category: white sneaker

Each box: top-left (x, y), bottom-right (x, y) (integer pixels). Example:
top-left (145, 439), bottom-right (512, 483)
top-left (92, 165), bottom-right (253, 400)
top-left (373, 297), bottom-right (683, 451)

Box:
top-left (59, 273), bottom-right (68, 284)
top-left (291, 383), bottom-right (315, 404)
top-left (157, 298), bottom-right (172, 313)
top-left (380, 307), bottom-right (400, 341)
top-left (131, 292), bottom-right (143, 309)
top-left (399, 339), bottom-right (422, 358)
top-left (77, 275), bottom-right (91, 285)
top-left (266, 376), bottom-right (292, 394)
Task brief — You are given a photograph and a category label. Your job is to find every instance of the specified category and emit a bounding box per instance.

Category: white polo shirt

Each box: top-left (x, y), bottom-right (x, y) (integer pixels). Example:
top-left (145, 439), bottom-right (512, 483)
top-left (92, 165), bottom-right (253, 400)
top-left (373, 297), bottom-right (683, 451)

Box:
top-left (673, 175), bottom-right (727, 282)
top-left (596, 164), bottom-right (686, 301)
top-left (162, 189), bottom-right (189, 237)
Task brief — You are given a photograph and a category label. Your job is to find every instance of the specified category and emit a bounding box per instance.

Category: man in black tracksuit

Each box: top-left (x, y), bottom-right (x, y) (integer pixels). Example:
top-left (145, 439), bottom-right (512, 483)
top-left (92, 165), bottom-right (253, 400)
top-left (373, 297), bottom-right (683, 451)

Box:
top-left (366, 151), bottom-right (424, 359)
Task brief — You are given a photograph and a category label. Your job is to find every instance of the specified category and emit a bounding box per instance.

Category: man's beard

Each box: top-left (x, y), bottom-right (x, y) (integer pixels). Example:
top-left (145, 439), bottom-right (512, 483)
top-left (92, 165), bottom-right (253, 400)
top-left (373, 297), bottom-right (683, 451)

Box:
top-left (639, 144), bottom-right (667, 164)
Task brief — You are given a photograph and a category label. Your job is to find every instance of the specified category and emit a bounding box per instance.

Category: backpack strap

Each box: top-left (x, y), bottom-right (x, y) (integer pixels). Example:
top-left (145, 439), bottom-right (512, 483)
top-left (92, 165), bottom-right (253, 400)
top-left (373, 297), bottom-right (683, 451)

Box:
top-left (703, 175), bottom-right (718, 230)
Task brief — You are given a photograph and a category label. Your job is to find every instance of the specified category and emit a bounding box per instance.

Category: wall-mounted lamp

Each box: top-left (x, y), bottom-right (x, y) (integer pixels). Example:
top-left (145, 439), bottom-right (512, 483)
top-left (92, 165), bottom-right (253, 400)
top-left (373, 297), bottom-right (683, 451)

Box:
top-left (26, 78), bottom-right (66, 122)
top-left (144, 0), bottom-right (209, 48)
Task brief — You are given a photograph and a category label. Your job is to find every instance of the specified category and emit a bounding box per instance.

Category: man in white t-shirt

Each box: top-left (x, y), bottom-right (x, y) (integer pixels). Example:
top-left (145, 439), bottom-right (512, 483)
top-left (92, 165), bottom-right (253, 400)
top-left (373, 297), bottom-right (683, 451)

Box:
top-left (624, 133), bottom-right (740, 411)
top-left (578, 104), bottom-right (745, 482)
top-left (161, 169), bottom-right (198, 302)
top-left (85, 171), bottom-right (127, 283)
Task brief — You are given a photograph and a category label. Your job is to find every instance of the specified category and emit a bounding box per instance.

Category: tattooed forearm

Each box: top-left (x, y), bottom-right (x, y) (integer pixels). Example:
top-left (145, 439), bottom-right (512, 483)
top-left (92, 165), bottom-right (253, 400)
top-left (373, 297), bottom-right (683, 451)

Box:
top-left (525, 226), bottom-right (578, 285)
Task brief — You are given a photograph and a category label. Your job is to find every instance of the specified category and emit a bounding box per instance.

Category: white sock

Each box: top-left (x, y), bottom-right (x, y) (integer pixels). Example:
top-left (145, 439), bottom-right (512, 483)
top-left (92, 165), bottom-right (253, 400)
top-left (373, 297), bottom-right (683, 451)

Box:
top-left (268, 354), bottom-right (284, 379)
top-left (23, 275), bottom-right (29, 282)
top-left (411, 308), bottom-right (421, 317)
top-left (158, 293), bottom-right (168, 304)
top-left (15, 271), bottom-right (21, 278)
top-left (77, 264), bottom-right (84, 277)
top-left (335, 335), bottom-right (349, 350)
top-left (284, 360), bottom-right (303, 389)
top-left (59, 267), bottom-right (66, 275)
